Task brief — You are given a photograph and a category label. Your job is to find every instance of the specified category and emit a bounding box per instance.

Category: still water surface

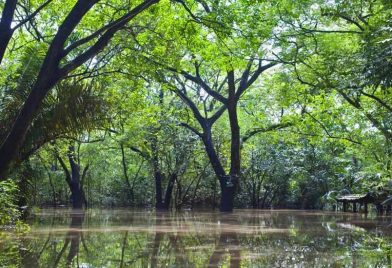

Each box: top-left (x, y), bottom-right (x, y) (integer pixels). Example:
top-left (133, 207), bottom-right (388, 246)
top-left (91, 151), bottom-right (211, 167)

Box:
top-left (1, 209), bottom-right (392, 267)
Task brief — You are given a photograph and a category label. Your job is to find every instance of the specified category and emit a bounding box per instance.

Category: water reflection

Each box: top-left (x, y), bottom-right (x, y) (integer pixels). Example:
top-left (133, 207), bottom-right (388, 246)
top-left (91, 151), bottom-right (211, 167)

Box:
top-left (1, 210), bottom-right (392, 267)
top-left (53, 211), bottom-right (84, 267)
top-left (18, 210), bottom-right (85, 268)
top-left (150, 213), bottom-right (190, 267)
top-left (208, 215), bottom-right (240, 267)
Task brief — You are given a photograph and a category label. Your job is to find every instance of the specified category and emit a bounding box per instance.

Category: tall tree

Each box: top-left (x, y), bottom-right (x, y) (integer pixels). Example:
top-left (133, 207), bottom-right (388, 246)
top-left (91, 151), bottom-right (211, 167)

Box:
top-left (125, 0), bottom-right (287, 211)
top-left (279, 0), bottom-right (392, 177)
top-left (0, 0), bottom-right (159, 179)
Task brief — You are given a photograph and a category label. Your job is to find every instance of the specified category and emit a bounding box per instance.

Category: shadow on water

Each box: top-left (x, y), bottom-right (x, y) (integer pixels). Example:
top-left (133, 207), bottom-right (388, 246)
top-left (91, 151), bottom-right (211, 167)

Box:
top-left (1, 209), bottom-right (392, 267)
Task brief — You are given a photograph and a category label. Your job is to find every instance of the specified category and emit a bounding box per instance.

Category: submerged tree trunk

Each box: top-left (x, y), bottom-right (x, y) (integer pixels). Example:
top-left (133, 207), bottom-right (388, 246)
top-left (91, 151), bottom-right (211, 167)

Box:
top-left (57, 146), bottom-right (87, 209)
top-left (68, 146), bottom-right (84, 209)
top-left (198, 72), bottom-right (241, 212)
top-left (66, 213), bottom-right (84, 266)
top-left (154, 171), bottom-right (165, 210)
top-left (201, 124), bottom-right (239, 212)
top-left (223, 71), bottom-right (241, 212)
top-left (163, 173), bottom-right (176, 210)
top-left (53, 211), bottom-right (84, 267)
top-left (154, 172), bottom-right (177, 210)
top-left (219, 181), bottom-right (237, 212)
top-left (150, 116), bottom-right (178, 210)
top-left (151, 135), bottom-right (164, 210)
top-left (120, 144), bottom-right (134, 204)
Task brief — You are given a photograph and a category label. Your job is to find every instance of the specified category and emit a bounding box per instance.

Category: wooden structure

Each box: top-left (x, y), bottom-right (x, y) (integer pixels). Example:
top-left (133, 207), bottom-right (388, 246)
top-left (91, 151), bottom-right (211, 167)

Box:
top-left (336, 193), bottom-right (374, 213)
top-left (337, 192), bottom-right (392, 214)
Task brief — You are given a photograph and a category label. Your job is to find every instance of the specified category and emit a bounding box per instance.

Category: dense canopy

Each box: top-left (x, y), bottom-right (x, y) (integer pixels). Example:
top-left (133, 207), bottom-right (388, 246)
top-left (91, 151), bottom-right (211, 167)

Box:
top-left (0, 0), bottom-right (391, 214)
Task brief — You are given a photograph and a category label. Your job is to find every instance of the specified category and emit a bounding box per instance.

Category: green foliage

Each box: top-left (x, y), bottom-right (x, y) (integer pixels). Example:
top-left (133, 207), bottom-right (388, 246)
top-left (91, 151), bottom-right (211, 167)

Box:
top-left (1, 0), bottom-right (391, 211)
top-left (0, 180), bottom-right (20, 225)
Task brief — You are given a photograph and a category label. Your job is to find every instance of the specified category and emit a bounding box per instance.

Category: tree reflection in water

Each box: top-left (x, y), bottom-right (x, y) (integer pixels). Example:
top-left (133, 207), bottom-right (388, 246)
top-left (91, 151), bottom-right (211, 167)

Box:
top-left (208, 215), bottom-right (240, 267)
top-left (2, 209), bottom-right (392, 267)
top-left (53, 210), bottom-right (84, 267)
top-left (150, 212), bottom-right (242, 267)
top-left (150, 212), bottom-right (194, 267)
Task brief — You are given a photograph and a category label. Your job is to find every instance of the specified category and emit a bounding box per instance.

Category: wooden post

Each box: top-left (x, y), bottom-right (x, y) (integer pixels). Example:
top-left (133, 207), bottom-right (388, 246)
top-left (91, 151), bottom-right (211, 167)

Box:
top-left (343, 202), bottom-right (347, 212)
top-left (364, 203), bottom-right (368, 214)
top-left (353, 202), bottom-right (357, 213)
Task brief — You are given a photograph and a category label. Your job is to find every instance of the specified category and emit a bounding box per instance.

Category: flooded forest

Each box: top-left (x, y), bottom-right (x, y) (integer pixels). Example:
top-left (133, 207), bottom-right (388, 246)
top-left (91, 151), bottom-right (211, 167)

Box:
top-left (0, 0), bottom-right (392, 267)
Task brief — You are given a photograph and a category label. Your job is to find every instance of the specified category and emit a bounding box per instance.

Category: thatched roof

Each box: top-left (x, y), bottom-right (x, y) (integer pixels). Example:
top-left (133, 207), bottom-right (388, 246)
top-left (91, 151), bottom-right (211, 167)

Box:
top-left (336, 193), bottom-right (373, 203)
top-left (381, 196), bottom-right (392, 205)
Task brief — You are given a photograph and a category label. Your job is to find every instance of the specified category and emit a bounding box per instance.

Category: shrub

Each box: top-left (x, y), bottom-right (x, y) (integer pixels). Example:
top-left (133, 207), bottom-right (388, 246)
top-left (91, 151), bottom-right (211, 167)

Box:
top-left (0, 180), bottom-right (21, 226)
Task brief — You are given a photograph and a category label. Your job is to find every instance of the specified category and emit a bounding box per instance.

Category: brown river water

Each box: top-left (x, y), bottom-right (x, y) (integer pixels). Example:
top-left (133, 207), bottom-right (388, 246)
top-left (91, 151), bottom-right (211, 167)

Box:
top-left (1, 209), bottom-right (392, 267)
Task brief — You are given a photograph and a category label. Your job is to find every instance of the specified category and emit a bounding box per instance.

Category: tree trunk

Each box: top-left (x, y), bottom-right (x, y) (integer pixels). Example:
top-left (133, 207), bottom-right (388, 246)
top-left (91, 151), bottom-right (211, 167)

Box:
top-left (252, 183), bottom-right (257, 209)
top-left (120, 144), bottom-right (133, 204)
top-left (57, 146), bottom-right (86, 209)
top-left (201, 124), bottom-right (239, 212)
top-left (18, 166), bottom-right (31, 218)
top-left (154, 171), bottom-right (165, 210)
top-left (0, 0), bottom-right (98, 179)
top-left (220, 71), bottom-right (241, 212)
top-left (0, 73), bottom-right (61, 179)
top-left (163, 173), bottom-right (176, 210)
top-left (68, 146), bottom-right (85, 209)
top-left (219, 179), bottom-right (237, 212)
top-left (47, 170), bottom-right (57, 207)
top-left (201, 126), bottom-right (226, 181)
top-left (151, 135), bottom-right (165, 210)
top-left (0, 0), bottom-right (159, 180)
top-left (0, 0), bottom-right (17, 64)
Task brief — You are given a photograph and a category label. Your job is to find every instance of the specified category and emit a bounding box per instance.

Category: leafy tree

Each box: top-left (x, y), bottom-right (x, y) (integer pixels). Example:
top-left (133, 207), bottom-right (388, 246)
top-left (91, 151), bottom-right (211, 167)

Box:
top-left (0, 0), bottom-right (159, 179)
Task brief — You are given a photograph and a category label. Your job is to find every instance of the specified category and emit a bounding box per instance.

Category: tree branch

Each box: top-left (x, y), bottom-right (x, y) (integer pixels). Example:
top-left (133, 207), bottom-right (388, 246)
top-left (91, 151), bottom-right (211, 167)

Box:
top-left (13, 0), bottom-right (54, 30)
top-left (56, 155), bottom-right (72, 187)
top-left (60, 0), bottom-right (159, 74)
top-left (130, 146), bottom-right (150, 160)
top-left (304, 111), bottom-right (363, 145)
top-left (179, 68), bottom-right (227, 104)
top-left (179, 122), bottom-right (203, 137)
top-left (236, 61), bottom-right (277, 99)
top-left (173, 84), bottom-right (206, 125)
top-left (360, 90), bottom-right (392, 113)
top-left (208, 104), bottom-right (226, 124)
top-left (242, 122), bottom-right (293, 143)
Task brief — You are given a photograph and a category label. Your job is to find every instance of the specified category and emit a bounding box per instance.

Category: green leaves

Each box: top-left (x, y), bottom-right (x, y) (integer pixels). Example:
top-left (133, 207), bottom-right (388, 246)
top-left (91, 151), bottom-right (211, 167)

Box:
top-left (0, 180), bottom-right (20, 225)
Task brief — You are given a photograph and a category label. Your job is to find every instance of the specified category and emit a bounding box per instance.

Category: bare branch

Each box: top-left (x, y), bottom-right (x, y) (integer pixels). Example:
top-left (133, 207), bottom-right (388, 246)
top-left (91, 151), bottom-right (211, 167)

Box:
top-left (321, 11), bottom-right (365, 31)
